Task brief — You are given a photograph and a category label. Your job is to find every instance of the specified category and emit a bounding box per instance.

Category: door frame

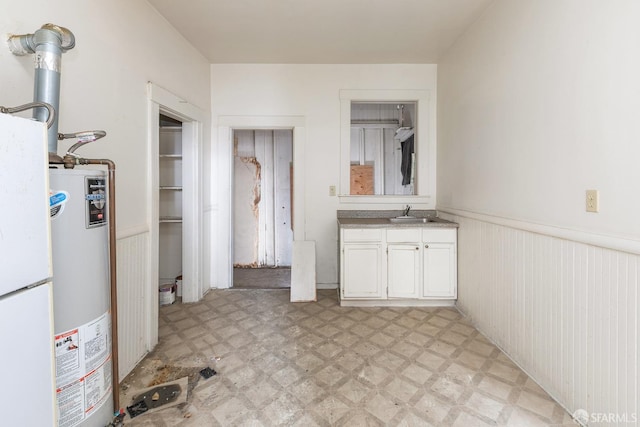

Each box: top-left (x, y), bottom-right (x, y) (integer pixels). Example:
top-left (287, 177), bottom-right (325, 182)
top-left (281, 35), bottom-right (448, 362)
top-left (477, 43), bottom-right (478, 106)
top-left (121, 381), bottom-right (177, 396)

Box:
top-left (233, 129), bottom-right (293, 268)
top-left (147, 83), bottom-right (205, 342)
top-left (214, 115), bottom-right (316, 301)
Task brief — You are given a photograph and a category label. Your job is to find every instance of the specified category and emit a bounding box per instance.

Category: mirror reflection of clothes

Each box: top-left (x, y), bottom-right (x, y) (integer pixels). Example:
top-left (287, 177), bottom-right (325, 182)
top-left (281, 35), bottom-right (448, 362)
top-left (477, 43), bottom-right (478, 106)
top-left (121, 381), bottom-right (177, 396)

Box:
top-left (401, 135), bottom-right (414, 185)
top-left (395, 127), bottom-right (415, 186)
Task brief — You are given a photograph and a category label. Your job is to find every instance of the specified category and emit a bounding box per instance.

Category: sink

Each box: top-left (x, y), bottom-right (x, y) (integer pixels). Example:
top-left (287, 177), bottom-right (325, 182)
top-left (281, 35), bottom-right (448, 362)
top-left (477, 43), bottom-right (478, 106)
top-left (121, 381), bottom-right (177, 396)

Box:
top-left (389, 216), bottom-right (430, 224)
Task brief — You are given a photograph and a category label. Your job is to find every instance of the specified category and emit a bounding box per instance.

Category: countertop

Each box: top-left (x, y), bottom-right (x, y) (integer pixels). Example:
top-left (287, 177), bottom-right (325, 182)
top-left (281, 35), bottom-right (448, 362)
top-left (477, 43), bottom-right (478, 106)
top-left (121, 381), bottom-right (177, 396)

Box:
top-left (337, 210), bottom-right (458, 229)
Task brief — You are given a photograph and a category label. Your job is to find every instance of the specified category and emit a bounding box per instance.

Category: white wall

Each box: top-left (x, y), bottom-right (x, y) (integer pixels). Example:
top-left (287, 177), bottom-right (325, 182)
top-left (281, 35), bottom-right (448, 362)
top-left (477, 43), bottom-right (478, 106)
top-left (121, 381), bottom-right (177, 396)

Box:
top-left (438, 0), bottom-right (640, 240)
top-left (0, 0), bottom-right (211, 379)
top-left (450, 214), bottom-right (639, 425)
top-left (0, 0), bottom-right (211, 232)
top-left (211, 64), bottom-right (437, 285)
top-left (438, 0), bottom-right (640, 421)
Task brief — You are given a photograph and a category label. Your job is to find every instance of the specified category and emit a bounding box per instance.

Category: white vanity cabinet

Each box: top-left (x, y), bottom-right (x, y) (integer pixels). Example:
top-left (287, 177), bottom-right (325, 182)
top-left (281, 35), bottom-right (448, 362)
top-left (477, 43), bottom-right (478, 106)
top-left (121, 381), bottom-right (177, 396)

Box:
top-left (422, 229), bottom-right (457, 299)
top-left (339, 224), bottom-right (457, 306)
top-left (387, 229), bottom-right (421, 299)
top-left (340, 228), bottom-right (385, 299)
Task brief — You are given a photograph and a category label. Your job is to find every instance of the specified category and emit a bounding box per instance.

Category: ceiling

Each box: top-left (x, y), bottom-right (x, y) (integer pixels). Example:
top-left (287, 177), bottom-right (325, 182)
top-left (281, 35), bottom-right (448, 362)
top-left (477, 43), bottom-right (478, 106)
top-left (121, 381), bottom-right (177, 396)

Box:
top-left (147, 0), bottom-right (494, 64)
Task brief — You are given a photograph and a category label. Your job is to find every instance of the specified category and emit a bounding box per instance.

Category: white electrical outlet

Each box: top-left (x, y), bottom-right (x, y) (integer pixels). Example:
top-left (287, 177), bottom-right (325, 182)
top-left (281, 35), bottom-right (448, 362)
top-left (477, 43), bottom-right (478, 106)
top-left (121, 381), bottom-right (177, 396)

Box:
top-left (329, 185), bottom-right (336, 196)
top-left (586, 189), bottom-right (599, 213)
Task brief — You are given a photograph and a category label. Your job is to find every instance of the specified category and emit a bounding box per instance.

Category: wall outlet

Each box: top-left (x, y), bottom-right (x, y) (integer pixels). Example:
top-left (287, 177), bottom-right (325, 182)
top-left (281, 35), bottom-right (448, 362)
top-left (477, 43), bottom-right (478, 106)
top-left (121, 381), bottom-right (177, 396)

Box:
top-left (586, 189), bottom-right (599, 213)
top-left (329, 185), bottom-right (336, 196)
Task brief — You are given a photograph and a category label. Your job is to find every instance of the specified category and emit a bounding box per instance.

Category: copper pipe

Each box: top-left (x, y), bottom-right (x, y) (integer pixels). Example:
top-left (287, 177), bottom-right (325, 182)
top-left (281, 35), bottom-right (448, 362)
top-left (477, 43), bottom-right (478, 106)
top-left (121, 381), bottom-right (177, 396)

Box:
top-left (62, 155), bottom-right (120, 412)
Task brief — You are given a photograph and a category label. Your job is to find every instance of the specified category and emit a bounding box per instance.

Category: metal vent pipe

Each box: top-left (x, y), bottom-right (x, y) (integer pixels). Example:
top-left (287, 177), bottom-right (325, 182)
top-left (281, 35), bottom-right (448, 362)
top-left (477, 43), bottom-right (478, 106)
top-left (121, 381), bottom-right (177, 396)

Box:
top-left (8, 24), bottom-right (75, 154)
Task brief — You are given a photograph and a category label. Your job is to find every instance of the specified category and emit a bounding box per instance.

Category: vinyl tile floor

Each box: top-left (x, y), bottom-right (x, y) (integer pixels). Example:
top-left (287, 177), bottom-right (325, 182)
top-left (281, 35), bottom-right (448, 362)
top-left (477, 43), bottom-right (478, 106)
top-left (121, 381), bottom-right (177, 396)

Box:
top-left (119, 289), bottom-right (577, 426)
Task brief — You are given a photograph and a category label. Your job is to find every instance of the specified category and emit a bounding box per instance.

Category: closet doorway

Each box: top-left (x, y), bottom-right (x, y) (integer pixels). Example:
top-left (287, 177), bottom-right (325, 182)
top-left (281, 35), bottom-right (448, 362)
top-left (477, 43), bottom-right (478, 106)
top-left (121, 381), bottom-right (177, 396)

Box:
top-left (158, 115), bottom-right (183, 296)
top-left (232, 129), bottom-right (293, 289)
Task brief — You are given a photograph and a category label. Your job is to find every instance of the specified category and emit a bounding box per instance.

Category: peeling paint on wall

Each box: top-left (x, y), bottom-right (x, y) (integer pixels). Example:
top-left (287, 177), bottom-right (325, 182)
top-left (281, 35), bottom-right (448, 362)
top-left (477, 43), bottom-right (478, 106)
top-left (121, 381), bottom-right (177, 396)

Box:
top-left (240, 156), bottom-right (262, 215)
top-left (234, 156), bottom-right (261, 266)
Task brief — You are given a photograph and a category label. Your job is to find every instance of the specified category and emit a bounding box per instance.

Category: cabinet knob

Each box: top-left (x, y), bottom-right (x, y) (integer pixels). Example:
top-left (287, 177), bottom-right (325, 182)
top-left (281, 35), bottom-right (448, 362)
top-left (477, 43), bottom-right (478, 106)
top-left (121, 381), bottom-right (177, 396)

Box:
top-left (415, 247), bottom-right (419, 250)
top-left (424, 244), bottom-right (429, 249)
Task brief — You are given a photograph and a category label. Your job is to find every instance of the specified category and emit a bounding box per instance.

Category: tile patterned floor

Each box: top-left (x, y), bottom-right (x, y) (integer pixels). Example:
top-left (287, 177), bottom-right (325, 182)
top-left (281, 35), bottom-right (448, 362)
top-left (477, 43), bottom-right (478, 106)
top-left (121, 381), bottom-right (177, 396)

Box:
top-left (120, 290), bottom-right (577, 426)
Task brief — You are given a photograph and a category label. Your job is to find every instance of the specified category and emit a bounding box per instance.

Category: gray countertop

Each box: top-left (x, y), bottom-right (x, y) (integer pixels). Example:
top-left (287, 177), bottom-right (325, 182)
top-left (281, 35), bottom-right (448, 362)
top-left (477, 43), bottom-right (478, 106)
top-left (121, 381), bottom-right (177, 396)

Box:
top-left (337, 210), bottom-right (458, 229)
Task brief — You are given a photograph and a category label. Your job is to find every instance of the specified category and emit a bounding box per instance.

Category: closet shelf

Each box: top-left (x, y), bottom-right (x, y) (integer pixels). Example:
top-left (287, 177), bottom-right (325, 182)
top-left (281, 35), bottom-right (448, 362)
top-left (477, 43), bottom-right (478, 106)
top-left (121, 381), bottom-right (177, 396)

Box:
top-left (159, 186), bottom-right (182, 190)
top-left (160, 154), bottom-right (182, 158)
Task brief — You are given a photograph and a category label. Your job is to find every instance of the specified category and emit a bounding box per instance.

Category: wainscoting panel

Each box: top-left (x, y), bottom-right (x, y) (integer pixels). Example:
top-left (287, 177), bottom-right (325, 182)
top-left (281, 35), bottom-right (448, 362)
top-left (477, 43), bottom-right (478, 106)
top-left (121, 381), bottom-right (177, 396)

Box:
top-left (450, 214), bottom-right (638, 423)
top-left (116, 231), bottom-right (150, 380)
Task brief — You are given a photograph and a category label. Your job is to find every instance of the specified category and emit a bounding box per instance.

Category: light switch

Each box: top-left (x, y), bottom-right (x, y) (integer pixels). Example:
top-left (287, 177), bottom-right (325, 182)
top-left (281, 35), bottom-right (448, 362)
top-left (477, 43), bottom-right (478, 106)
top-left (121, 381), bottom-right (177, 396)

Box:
top-left (329, 185), bottom-right (336, 196)
top-left (586, 189), bottom-right (599, 213)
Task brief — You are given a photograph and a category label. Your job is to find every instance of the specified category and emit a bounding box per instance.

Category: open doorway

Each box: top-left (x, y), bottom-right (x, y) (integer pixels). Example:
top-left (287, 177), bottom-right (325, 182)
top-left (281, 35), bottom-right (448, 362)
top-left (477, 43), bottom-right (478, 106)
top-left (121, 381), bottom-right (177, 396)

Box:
top-left (232, 129), bottom-right (293, 289)
top-left (144, 82), bottom-right (204, 361)
top-left (158, 114), bottom-right (183, 297)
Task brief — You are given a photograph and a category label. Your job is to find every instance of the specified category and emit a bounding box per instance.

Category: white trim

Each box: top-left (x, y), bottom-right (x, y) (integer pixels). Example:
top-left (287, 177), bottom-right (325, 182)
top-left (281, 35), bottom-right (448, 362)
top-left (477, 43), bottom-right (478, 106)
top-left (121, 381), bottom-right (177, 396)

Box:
top-left (116, 225), bottom-right (149, 240)
top-left (438, 206), bottom-right (640, 255)
top-left (146, 102), bottom-right (160, 349)
top-left (339, 195), bottom-right (432, 204)
top-left (340, 299), bottom-right (456, 307)
top-left (214, 115), bottom-right (315, 301)
top-left (339, 89), bottom-right (436, 207)
top-left (219, 115), bottom-right (305, 129)
top-left (147, 83), bottom-right (205, 122)
top-left (147, 82), bottom-right (205, 349)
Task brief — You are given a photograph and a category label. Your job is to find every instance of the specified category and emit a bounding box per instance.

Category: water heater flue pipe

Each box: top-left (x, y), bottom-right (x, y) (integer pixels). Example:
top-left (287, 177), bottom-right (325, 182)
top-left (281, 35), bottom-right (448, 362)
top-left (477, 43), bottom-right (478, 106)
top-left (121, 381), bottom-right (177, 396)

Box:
top-left (62, 154), bottom-right (120, 413)
top-left (8, 23), bottom-right (75, 154)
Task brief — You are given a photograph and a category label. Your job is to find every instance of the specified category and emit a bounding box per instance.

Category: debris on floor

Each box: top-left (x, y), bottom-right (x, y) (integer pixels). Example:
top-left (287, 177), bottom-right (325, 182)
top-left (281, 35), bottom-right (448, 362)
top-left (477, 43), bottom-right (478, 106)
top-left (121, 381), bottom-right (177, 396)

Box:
top-left (123, 376), bottom-right (188, 420)
top-left (199, 366), bottom-right (217, 379)
top-left (119, 362), bottom-right (221, 422)
top-left (126, 381), bottom-right (183, 418)
top-left (105, 409), bottom-right (126, 427)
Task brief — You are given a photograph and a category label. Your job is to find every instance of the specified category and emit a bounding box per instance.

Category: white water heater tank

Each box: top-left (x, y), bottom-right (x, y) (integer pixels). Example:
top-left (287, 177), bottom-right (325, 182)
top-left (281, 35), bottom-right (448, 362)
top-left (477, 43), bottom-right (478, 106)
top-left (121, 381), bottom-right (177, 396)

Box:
top-left (49, 168), bottom-right (114, 427)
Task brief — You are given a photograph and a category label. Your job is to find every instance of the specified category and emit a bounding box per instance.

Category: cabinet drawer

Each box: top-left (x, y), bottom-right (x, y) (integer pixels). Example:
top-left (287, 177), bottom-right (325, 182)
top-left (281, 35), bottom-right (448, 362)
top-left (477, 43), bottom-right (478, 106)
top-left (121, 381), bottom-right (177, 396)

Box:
top-left (422, 228), bottom-right (456, 243)
top-left (387, 228), bottom-right (421, 242)
top-left (342, 228), bottom-right (382, 242)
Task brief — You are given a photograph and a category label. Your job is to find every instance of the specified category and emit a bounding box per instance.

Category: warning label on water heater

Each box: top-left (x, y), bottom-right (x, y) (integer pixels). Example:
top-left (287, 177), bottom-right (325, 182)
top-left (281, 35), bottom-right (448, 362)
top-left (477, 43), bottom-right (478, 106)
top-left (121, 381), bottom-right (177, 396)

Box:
top-left (55, 312), bottom-right (112, 427)
top-left (85, 177), bottom-right (107, 228)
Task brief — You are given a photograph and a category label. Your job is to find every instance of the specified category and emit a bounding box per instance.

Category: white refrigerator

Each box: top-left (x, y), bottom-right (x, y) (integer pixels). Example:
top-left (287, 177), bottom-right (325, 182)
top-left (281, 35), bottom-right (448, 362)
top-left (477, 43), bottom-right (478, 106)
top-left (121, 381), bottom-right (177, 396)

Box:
top-left (0, 113), bottom-right (57, 425)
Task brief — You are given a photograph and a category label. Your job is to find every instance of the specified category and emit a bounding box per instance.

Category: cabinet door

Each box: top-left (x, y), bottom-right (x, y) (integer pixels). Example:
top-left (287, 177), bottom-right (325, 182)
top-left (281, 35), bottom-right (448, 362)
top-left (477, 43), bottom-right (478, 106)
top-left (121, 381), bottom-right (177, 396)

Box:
top-left (387, 244), bottom-right (420, 298)
top-left (342, 243), bottom-right (384, 298)
top-left (422, 242), bottom-right (456, 298)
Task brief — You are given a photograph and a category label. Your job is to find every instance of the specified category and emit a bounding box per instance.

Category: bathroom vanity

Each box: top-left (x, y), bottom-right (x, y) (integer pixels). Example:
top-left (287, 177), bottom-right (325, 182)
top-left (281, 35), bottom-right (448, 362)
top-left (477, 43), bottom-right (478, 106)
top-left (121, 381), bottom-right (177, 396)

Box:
top-left (337, 210), bottom-right (458, 307)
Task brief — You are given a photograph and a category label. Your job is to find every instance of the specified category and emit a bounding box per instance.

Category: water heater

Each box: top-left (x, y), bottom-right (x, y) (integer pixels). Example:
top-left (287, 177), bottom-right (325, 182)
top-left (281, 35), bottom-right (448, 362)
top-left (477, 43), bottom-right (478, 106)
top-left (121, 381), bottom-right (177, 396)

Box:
top-left (49, 168), bottom-right (114, 427)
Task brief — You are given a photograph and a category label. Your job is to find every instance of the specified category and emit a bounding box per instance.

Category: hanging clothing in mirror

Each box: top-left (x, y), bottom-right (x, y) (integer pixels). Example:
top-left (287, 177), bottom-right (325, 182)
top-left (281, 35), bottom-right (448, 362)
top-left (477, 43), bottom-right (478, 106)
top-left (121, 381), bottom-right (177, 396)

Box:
top-left (395, 127), bottom-right (414, 186)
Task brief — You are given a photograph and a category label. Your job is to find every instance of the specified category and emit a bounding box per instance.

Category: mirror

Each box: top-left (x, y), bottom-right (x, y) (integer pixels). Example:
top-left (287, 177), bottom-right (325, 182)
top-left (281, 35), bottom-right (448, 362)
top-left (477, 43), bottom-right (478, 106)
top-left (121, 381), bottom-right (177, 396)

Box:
top-left (350, 102), bottom-right (416, 195)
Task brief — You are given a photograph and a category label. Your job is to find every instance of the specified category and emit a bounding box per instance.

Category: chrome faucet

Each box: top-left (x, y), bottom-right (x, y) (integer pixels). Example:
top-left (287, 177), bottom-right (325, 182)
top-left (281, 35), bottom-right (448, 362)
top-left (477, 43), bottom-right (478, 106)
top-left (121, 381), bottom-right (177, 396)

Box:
top-left (402, 205), bottom-right (411, 216)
